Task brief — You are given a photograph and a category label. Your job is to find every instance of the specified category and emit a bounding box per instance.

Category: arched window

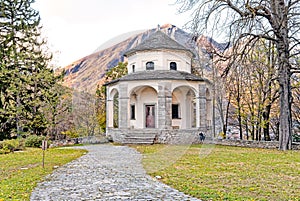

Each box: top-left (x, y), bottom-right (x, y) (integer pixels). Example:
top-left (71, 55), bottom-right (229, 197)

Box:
top-left (132, 65), bottom-right (135, 73)
top-left (146, 61), bottom-right (154, 70)
top-left (170, 62), bottom-right (177, 70)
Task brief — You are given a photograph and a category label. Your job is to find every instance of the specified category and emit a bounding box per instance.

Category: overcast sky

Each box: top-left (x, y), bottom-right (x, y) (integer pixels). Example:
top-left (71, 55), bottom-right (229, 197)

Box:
top-left (33, 0), bottom-right (191, 67)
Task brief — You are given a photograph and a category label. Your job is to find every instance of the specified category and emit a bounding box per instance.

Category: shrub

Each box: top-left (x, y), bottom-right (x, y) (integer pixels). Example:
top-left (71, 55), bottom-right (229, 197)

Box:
top-left (292, 133), bottom-right (300, 142)
top-left (25, 135), bottom-right (46, 148)
top-left (0, 139), bottom-right (25, 154)
top-left (61, 129), bottom-right (79, 139)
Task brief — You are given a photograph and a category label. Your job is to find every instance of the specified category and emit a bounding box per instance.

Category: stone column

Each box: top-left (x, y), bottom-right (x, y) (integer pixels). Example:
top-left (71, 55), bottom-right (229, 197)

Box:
top-left (106, 100), bottom-right (113, 128)
top-left (158, 82), bottom-right (172, 129)
top-left (106, 86), bottom-right (113, 129)
top-left (119, 83), bottom-right (129, 129)
top-left (198, 83), bottom-right (207, 132)
top-left (165, 84), bottom-right (172, 128)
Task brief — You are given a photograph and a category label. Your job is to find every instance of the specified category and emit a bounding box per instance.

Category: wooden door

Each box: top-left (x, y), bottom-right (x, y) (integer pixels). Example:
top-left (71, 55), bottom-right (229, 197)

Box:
top-left (145, 105), bottom-right (155, 128)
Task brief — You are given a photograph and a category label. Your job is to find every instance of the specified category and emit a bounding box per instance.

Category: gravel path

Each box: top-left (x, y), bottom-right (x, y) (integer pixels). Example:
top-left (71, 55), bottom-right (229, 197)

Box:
top-left (30, 144), bottom-right (201, 201)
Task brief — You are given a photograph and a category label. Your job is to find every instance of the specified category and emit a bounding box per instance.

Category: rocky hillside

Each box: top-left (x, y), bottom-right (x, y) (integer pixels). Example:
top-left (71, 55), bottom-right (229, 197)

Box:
top-left (61, 24), bottom-right (228, 93)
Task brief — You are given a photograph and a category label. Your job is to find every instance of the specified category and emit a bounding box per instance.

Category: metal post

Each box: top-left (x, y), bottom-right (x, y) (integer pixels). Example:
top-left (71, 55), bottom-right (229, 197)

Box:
top-left (42, 140), bottom-right (47, 168)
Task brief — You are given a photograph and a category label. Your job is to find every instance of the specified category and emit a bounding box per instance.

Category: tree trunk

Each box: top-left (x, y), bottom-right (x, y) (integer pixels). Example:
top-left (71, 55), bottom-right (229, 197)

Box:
top-left (271, 0), bottom-right (292, 150)
top-left (223, 94), bottom-right (231, 137)
top-left (237, 93), bottom-right (243, 140)
top-left (278, 64), bottom-right (292, 150)
top-left (255, 120), bottom-right (259, 141)
top-left (245, 118), bottom-right (249, 140)
top-left (276, 37), bottom-right (292, 149)
top-left (238, 112), bottom-right (243, 140)
top-left (263, 104), bottom-right (271, 141)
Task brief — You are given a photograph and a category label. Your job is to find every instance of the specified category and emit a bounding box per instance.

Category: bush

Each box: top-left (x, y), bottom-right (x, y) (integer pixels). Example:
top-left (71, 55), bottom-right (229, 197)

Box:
top-left (0, 139), bottom-right (25, 154)
top-left (292, 133), bottom-right (300, 142)
top-left (25, 135), bottom-right (46, 148)
top-left (61, 129), bottom-right (79, 139)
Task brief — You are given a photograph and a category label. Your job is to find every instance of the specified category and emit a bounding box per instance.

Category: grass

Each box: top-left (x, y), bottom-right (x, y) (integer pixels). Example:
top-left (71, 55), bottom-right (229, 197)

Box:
top-left (0, 147), bottom-right (87, 201)
top-left (132, 144), bottom-right (300, 201)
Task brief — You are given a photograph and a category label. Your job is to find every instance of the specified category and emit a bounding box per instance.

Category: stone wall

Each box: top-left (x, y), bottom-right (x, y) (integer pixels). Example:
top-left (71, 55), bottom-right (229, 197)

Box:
top-left (107, 128), bottom-right (127, 143)
top-left (50, 135), bottom-right (108, 147)
top-left (158, 129), bottom-right (202, 144)
top-left (213, 139), bottom-right (300, 150)
top-left (77, 135), bottom-right (109, 144)
top-left (107, 128), bottom-right (300, 150)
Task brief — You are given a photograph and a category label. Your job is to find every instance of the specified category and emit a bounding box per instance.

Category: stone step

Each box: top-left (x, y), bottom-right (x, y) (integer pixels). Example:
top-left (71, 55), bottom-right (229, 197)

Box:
top-left (123, 132), bottom-right (157, 144)
top-left (123, 141), bottom-right (154, 144)
top-left (123, 136), bottom-right (155, 144)
top-left (125, 136), bottom-right (155, 138)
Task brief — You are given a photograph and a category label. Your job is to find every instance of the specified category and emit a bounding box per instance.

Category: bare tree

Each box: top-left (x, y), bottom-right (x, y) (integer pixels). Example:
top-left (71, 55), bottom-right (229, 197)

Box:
top-left (72, 91), bottom-right (101, 136)
top-left (227, 41), bottom-right (280, 141)
top-left (176, 0), bottom-right (300, 150)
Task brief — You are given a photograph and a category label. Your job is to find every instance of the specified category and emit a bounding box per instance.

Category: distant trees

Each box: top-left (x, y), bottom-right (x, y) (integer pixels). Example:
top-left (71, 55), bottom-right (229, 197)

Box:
top-left (44, 83), bottom-right (75, 140)
top-left (72, 90), bottom-right (102, 136)
top-left (0, 0), bottom-right (61, 140)
top-left (176, 0), bottom-right (300, 150)
top-left (223, 41), bottom-right (280, 141)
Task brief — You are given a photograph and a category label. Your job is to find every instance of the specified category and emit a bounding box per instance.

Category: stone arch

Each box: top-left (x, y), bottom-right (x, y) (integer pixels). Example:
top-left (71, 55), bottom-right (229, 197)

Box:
top-left (172, 84), bottom-right (198, 95)
top-left (111, 89), bottom-right (119, 128)
top-left (129, 85), bottom-right (158, 129)
top-left (172, 86), bottom-right (196, 129)
top-left (106, 88), bottom-right (119, 129)
top-left (129, 85), bottom-right (158, 97)
top-left (109, 88), bottom-right (119, 100)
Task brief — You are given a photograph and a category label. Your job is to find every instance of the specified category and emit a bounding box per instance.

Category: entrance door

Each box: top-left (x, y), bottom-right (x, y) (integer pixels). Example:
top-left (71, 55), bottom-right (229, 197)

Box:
top-left (145, 105), bottom-right (155, 128)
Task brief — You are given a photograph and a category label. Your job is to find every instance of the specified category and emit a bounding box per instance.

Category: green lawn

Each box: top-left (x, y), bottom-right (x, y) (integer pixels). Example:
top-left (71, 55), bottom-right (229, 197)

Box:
top-left (0, 147), bottom-right (87, 201)
top-left (132, 144), bottom-right (300, 201)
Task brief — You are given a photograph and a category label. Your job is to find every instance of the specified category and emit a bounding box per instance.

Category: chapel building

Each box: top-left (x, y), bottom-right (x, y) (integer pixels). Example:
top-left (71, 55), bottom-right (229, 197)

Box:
top-left (105, 30), bottom-right (213, 144)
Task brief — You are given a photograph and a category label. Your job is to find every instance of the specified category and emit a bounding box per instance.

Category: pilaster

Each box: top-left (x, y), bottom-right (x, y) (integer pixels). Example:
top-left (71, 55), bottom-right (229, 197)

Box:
top-left (119, 83), bottom-right (129, 129)
top-left (158, 82), bottom-right (172, 129)
top-left (198, 83), bottom-right (207, 132)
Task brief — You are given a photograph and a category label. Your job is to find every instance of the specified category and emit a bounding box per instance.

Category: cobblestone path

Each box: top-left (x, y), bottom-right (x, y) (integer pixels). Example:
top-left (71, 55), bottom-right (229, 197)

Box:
top-left (30, 144), bottom-right (200, 201)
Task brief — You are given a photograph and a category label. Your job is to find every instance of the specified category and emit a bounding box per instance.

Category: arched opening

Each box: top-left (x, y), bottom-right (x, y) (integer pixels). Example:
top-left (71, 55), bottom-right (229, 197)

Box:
top-left (146, 61), bottom-right (154, 70)
top-left (129, 86), bottom-right (158, 129)
top-left (172, 86), bottom-right (196, 129)
top-left (110, 89), bottom-right (119, 128)
top-left (170, 62), bottom-right (177, 70)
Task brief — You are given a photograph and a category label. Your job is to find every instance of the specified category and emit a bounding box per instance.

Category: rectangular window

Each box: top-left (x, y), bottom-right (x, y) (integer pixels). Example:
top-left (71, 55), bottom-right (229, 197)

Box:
top-left (172, 104), bottom-right (180, 119)
top-left (131, 104), bottom-right (135, 120)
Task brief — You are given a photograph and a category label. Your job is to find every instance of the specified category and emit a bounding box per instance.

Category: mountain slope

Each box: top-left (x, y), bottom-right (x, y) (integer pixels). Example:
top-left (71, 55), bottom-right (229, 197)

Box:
top-left (62, 24), bottom-right (227, 93)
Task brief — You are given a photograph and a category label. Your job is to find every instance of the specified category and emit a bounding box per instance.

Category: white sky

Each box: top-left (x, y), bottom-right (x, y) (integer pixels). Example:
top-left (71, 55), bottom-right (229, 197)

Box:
top-left (33, 0), bottom-right (191, 67)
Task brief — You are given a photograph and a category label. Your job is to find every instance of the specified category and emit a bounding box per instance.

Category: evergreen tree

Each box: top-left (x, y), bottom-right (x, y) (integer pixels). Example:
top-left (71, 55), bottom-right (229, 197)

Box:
top-left (0, 0), bottom-right (56, 139)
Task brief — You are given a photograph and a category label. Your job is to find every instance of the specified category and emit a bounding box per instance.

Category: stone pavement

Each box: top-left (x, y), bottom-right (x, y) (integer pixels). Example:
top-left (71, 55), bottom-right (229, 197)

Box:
top-left (30, 144), bottom-right (201, 201)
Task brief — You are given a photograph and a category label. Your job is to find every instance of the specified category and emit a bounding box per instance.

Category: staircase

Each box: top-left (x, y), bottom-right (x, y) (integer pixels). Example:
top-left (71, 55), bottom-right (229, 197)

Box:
top-left (123, 131), bottom-right (157, 144)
